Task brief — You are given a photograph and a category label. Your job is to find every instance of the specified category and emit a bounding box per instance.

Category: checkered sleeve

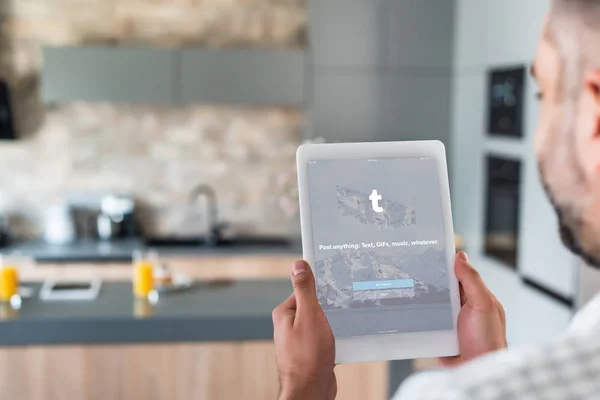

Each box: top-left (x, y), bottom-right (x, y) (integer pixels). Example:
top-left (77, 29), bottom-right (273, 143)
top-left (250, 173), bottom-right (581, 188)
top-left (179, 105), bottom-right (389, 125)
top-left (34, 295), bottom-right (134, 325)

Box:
top-left (392, 296), bottom-right (600, 400)
top-left (392, 338), bottom-right (600, 400)
top-left (392, 370), bottom-right (464, 400)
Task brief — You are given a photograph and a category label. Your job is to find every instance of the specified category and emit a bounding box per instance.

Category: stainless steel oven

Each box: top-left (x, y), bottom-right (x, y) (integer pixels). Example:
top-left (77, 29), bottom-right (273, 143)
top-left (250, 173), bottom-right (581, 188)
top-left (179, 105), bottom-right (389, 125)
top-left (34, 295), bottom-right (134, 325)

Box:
top-left (484, 155), bottom-right (522, 269)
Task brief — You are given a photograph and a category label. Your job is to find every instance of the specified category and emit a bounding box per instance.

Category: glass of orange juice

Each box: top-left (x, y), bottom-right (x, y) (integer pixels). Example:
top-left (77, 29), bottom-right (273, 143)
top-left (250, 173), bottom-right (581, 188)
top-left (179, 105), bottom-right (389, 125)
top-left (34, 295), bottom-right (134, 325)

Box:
top-left (132, 249), bottom-right (158, 300)
top-left (0, 255), bottom-right (20, 305)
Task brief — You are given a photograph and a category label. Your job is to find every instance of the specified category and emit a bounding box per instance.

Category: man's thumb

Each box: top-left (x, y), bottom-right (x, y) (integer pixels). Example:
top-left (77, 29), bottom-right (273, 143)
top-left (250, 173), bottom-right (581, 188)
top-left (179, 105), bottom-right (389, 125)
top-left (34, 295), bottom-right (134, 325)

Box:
top-left (455, 252), bottom-right (493, 307)
top-left (291, 260), bottom-right (318, 309)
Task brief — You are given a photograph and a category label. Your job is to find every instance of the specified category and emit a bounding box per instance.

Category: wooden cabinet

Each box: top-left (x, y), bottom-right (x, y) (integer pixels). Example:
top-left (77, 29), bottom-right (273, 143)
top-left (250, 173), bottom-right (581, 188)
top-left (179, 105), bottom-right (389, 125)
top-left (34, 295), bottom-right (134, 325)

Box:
top-left (2, 255), bottom-right (389, 400)
top-left (42, 47), bottom-right (305, 106)
top-left (42, 47), bottom-right (176, 104)
top-left (180, 49), bottom-right (305, 106)
top-left (0, 342), bottom-right (388, 400)
top-left (18, 255), bottom-right (298, 282)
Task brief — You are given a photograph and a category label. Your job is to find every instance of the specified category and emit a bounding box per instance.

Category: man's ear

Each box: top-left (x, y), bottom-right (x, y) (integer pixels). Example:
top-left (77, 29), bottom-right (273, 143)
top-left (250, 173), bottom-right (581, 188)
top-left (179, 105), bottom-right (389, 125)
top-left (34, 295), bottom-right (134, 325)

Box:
top-left (585, 70), bottom-right (600, 138)
top-left (579, 70), bottom-right (600, 181)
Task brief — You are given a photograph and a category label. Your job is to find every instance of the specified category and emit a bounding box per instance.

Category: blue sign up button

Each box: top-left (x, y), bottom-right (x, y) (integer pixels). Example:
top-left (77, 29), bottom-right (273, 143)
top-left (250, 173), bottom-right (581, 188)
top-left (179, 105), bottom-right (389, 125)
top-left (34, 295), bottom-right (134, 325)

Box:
top-left (353, 279), bottom-right (415, 291)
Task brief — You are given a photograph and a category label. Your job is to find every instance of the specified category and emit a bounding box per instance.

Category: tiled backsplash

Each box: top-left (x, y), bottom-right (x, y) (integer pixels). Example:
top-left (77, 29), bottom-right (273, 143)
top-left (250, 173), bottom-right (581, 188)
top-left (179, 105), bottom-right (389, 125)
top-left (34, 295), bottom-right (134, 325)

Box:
top-left (0, 0), bottom-right (307, 239)
top-left (0, 0), bottom-right (306, 48)
top-left (0, 104), bottom-right (302, 238)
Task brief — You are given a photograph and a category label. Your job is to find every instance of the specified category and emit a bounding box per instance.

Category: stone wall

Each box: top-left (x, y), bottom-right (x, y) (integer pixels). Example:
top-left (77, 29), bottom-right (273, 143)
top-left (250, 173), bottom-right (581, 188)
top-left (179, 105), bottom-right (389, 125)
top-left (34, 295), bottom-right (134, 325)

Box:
top-left (0, 0), bottom-right (306, 48)
top-left (0, 0), bottom-right (306, 238)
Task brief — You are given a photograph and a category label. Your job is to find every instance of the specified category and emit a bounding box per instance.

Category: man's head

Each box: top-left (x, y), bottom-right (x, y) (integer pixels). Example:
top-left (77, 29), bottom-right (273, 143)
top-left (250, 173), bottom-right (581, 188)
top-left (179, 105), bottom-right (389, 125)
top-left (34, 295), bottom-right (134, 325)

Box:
top-left (534, 0), bottom-right (600, 267)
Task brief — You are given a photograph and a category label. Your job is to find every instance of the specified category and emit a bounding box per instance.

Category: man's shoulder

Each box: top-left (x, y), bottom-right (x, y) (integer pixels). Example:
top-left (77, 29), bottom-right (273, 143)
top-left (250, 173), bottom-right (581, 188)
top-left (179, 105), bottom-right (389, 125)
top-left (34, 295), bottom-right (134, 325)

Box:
top-left (394, 335), bottom-right (600, 400)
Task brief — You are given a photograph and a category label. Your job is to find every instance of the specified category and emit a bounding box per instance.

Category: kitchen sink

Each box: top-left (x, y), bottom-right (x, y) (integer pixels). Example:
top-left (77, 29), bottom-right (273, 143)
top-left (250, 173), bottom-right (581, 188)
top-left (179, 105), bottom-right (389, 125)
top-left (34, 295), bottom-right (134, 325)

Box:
top-left (144, 236), bottom-right (293, 248)
top-left (4, 236), bottom-right (298, 264)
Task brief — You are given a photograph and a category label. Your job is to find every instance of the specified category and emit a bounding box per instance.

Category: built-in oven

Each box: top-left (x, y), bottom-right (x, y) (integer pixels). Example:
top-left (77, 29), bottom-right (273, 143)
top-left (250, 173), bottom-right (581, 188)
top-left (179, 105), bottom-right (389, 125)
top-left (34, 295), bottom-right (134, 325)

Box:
top-left (484, 155), bottom-right (522, 269)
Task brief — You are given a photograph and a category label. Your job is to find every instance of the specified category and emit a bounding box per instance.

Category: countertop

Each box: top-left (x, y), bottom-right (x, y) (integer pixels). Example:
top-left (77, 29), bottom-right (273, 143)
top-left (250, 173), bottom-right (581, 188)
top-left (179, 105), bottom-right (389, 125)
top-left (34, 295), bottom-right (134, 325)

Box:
top-left (0, 279), bottom-right (414, 395)
top-left (3, 238), bottom-right (302, 263)
top-left (0, 279), bottom-right (414, 397)
top-left (2, 236), bottom-right (463, 264)
top-left (0, 280), bottom-right (291, 346)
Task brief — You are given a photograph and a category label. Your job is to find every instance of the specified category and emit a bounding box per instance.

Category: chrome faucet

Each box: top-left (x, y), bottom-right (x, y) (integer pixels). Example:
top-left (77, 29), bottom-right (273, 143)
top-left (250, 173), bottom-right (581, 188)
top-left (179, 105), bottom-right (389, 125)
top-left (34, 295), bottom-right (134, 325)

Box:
top-left (189, 184), bottom-right (221, 246)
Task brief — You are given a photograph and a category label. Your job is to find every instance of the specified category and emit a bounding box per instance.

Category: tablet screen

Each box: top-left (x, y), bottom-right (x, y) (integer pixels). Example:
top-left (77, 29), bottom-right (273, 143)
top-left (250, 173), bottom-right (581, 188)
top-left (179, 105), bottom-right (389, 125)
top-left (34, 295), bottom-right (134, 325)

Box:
top-left (307, 157), bottom-right (454, 338)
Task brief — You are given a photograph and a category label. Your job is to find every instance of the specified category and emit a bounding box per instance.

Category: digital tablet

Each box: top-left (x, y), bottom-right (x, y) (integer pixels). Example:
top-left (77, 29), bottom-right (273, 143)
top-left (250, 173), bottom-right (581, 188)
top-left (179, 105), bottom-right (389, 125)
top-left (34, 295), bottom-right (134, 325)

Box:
top-left (296, 141), bottom-right (460, 364)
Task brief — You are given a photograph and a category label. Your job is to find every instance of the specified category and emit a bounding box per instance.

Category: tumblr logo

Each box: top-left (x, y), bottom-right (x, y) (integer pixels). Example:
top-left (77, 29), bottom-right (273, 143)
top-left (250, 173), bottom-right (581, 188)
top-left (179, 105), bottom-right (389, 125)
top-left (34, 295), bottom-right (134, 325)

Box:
top-left (369, 190), bottom-right (384, 213)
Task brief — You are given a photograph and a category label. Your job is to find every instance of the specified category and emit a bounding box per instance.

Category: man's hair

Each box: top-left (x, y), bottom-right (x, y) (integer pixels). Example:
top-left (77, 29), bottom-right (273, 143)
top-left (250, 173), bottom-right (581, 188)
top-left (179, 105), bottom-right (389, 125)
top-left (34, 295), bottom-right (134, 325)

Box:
top-left (547, 0), bottom-right (600, 73)
top-left (551, 0), bottom-right (600, 93)
top-left (552, 0), bottom-right (600, 31)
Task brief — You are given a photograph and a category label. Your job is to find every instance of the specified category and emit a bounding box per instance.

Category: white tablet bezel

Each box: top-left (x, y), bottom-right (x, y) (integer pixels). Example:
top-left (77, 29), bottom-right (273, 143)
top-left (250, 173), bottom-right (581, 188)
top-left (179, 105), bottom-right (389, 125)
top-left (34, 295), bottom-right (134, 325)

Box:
top-left (297, 140), bottom-right (460, 364)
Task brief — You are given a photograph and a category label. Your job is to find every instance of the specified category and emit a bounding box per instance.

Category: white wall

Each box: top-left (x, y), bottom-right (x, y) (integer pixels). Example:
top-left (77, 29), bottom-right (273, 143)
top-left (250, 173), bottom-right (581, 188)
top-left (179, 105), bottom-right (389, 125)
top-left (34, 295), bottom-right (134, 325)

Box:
top-left (452, 0), bottom-right (576, 346)
top-left (577, 263), bottom-right (600, 308)
top-left (307, 0), bottom-right (455, 147)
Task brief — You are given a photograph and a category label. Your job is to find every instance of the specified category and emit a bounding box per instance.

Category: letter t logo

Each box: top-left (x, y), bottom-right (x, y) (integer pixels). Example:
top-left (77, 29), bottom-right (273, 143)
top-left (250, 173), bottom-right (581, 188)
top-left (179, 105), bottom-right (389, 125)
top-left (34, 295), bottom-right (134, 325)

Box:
top-left (369, 190), bottom-right (384, 213)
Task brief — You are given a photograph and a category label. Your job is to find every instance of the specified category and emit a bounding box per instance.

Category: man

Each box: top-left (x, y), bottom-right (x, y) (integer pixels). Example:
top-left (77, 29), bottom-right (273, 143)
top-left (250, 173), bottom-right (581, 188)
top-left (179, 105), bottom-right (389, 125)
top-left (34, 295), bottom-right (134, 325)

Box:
top-left (272, 0), bottom-right (600, 398)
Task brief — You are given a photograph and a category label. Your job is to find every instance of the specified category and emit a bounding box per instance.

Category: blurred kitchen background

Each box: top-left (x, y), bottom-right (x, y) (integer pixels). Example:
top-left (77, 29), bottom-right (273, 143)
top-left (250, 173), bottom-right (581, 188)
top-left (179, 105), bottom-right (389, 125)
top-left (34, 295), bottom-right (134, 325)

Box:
top-left (0, 0), bottom-right (596, 399)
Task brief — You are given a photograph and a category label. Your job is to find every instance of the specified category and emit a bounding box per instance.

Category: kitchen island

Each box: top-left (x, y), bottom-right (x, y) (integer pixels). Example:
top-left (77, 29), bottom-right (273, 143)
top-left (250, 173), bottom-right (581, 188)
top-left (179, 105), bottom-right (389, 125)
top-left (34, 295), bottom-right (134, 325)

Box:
top-left (0, 280), bottom-right (294, 346)
top-left (0, 254), bottom-right (410, 400)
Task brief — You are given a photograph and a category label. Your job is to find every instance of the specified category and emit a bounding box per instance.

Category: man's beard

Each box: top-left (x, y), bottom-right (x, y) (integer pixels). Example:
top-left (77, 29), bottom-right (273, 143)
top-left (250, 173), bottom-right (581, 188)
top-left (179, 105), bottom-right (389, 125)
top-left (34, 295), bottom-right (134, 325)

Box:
top-left (538, 99), bottom-right (600, 268)
top-left (542, 180), bottom-right (600, 268)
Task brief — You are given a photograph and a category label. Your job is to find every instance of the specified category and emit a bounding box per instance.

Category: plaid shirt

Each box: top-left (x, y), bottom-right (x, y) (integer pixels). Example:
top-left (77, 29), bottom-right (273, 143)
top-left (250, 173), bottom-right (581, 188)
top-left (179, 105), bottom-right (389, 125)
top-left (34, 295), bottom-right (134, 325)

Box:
top-left (393, 295), bottom-right (600, 400)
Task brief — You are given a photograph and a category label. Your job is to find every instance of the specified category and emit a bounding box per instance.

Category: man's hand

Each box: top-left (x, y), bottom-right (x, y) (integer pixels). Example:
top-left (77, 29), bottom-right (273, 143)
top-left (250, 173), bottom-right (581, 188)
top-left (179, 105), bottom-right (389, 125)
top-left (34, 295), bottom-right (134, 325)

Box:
top-left (439, 252), bottom-right (508, 368)
top-left (272, 260), bottom-right (336, 400)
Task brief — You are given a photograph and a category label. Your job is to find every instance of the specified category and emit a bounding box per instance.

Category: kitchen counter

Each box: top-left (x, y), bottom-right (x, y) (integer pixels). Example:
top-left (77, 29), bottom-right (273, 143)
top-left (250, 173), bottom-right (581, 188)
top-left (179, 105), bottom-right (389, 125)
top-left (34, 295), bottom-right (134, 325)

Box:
top-left (0, 280), bottom-right (290, 346)
top-left (0, 237), bottom-right (463, 399)
top-left (3, 238), bottom-right (302, 263)
top-left (0, 278), bottom-right (407, 400)
top-left (4, 239), bottom-right (144, 263)
top-left (3, 235), bottom-right (464, 264)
